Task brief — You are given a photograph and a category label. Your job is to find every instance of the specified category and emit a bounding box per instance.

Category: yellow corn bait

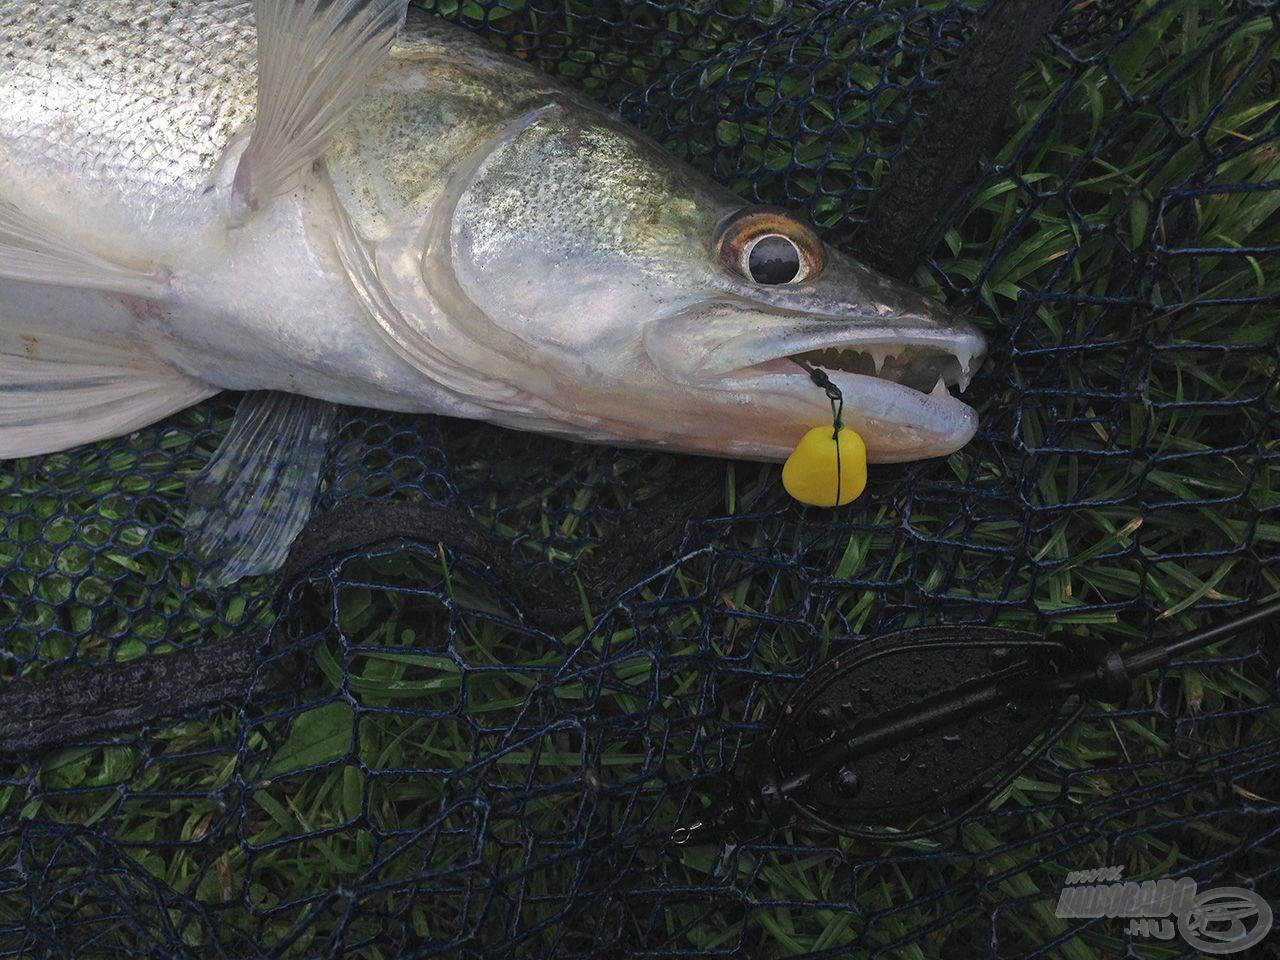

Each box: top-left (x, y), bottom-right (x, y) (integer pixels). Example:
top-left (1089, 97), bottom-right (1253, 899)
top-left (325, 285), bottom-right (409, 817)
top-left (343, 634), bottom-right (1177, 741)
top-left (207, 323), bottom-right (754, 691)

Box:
top-left (782, 426), bottom-right (868, 507)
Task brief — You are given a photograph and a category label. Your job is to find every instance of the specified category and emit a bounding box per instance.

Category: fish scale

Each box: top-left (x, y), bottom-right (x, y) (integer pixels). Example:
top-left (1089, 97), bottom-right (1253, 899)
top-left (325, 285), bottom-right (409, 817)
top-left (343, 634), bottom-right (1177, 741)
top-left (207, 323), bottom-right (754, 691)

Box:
top-left (0, 0), bottom-right (257, 232)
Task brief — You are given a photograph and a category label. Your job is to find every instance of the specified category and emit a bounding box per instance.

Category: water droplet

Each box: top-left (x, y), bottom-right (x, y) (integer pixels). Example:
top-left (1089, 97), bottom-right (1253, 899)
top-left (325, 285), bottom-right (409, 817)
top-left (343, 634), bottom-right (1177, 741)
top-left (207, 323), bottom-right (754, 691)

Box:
top-left (833, 765), bottom-right (861, 797)
top-left (806, 703), bottom-right (839, 735)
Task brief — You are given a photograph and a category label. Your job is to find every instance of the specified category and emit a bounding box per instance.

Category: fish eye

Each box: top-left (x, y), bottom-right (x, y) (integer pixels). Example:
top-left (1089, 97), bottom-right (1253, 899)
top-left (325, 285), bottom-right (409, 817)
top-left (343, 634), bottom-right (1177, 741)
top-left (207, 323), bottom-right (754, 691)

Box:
top-left (747, 234), bottom-right (801, 284)
top-left (716, 208), bottom-right (824, 286)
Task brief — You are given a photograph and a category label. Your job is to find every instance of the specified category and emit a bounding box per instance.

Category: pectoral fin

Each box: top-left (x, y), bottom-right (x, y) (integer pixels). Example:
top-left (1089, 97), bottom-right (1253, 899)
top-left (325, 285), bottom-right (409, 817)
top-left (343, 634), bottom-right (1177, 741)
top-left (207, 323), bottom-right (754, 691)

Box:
top-left (233, 0), bottom-right (408, 216)
top-left (0, 201), bottom-right (167, 298)
top-left (185, 391), bottom-right (337, 588)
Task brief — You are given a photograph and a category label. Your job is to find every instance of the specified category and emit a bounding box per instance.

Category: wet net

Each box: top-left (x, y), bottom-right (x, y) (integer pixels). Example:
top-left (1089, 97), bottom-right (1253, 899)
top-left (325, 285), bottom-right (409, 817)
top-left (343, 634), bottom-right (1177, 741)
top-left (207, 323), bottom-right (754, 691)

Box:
top-left (2, 0), bottom-right (1279, 956)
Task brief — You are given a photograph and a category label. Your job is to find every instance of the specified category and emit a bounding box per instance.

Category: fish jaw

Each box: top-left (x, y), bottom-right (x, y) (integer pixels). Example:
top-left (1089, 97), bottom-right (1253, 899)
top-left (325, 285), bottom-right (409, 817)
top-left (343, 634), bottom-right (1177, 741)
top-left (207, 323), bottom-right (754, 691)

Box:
top-left (643, 299), bottom-right (986, 463)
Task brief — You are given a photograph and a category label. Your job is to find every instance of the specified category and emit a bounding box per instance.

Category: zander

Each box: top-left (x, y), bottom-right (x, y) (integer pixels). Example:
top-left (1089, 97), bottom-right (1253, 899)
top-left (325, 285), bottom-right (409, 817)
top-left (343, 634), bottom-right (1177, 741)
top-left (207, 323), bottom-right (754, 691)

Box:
top-left (0, 0), bottom-right (985, 584)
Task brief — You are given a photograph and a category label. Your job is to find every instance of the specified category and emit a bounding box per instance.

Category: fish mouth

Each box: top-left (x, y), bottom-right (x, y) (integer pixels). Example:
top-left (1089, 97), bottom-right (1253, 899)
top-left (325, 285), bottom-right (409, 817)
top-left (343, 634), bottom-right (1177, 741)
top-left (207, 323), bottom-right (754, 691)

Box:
top-left (744, 339), bottom-right (980, 396)
top-left (644, 301), bottom-right (987, 462)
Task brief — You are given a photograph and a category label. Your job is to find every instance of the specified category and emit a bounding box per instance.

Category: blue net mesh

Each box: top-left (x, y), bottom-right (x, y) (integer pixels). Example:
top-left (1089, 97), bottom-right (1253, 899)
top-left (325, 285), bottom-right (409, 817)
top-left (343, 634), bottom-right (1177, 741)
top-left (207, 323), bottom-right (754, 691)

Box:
top-left (2, 0), bottom-right (1279, 956)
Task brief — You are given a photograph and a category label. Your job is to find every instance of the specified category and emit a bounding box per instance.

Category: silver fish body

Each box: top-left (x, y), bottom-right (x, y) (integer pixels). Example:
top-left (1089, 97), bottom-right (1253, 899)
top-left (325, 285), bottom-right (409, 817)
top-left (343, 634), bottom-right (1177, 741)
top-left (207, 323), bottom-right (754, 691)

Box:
top-left (0, 1), bottom-right (986, 464)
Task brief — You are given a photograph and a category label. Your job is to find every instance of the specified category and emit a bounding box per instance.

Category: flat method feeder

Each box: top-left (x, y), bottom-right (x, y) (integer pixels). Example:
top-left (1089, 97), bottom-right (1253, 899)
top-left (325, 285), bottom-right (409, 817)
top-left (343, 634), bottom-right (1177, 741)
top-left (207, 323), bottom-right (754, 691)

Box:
top-left (673, 595), bottom-right (1280, 844)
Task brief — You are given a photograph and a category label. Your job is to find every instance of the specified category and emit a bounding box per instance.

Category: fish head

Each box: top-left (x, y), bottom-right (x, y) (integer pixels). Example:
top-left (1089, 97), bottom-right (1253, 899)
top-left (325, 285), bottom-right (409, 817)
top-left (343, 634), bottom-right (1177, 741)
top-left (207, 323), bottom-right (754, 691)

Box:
top-left (333, 87), bottom-right (986, 463)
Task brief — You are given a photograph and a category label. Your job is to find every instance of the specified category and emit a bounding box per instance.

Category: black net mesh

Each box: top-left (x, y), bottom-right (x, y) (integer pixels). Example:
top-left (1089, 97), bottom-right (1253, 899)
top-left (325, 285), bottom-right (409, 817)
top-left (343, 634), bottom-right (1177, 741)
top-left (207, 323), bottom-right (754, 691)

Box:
top-left (3, 0), bottom-right (1279, 956)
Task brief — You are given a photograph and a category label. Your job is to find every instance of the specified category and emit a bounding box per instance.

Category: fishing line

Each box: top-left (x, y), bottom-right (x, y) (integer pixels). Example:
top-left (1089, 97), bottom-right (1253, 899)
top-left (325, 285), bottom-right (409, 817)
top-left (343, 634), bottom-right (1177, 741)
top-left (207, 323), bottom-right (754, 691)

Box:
top-left (791, 357), bottom-right (845, 506)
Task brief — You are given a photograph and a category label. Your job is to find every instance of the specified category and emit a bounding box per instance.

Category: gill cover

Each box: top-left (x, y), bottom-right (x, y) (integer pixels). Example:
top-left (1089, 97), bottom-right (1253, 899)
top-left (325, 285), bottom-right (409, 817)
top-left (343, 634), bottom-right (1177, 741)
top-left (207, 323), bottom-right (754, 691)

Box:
top-left (444, 106), bottom-right (726, 366)
top-left (325, 108), bottom-right (576, 425)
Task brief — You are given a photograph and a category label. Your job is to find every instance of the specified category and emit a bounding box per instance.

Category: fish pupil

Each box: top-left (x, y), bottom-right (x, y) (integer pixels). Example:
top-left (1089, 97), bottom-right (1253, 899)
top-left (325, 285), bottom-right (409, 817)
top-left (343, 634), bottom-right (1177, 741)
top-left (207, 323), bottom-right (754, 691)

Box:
top-left (748, 235), bottom-right (801, 284)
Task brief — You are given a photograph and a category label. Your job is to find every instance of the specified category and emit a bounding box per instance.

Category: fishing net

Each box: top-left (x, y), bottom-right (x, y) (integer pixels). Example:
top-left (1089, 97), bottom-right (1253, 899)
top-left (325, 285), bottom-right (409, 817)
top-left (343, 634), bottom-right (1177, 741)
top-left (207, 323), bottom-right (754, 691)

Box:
top-left (2, 0), bottom-right (1278, 955)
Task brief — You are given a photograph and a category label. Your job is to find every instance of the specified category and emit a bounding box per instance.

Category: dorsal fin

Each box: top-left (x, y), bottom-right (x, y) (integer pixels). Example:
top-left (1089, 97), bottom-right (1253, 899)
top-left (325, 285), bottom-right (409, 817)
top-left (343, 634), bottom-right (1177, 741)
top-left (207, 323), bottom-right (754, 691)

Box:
top-left (233, 0), bottom-right (409, 218)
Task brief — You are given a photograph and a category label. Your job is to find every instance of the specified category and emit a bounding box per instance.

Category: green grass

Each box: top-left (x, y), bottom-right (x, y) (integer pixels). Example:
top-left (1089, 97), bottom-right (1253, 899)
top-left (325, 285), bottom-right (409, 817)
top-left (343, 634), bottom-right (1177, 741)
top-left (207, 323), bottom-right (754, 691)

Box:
top-left (2, 0), bottom-right (1279, 956)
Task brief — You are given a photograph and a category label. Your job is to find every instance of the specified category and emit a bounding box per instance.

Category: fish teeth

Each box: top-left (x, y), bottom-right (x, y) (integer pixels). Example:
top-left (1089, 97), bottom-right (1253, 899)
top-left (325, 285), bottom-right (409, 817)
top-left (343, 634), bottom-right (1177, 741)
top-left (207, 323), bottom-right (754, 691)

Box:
top-left (869, 348), bottom-right (888, 375)
top-left (930, 378), bottom-right (950, 399)
top-left (951, 345), bottom-right (977, 392)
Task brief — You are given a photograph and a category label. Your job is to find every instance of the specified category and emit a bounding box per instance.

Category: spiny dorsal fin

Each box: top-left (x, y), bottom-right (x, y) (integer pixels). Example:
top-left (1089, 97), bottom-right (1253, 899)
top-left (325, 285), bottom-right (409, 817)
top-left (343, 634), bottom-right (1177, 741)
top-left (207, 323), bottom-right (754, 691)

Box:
top-left (0, 201), bottom-right (168, 299)
top-left (233, 0), bottom-right (408, 218)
